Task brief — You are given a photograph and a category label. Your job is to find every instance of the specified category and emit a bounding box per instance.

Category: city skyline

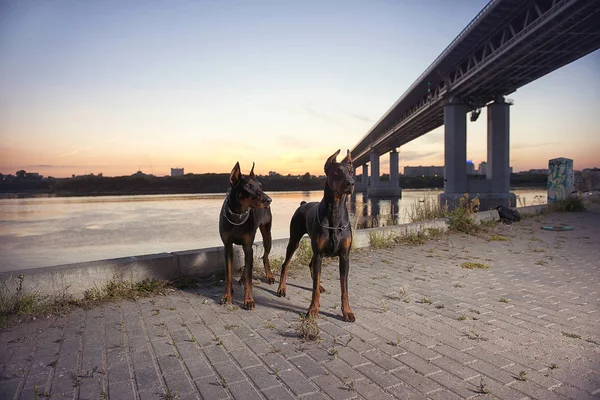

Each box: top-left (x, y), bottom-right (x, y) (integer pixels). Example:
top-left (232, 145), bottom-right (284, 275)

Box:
top-left (1, 1), bottom-right (599, 178)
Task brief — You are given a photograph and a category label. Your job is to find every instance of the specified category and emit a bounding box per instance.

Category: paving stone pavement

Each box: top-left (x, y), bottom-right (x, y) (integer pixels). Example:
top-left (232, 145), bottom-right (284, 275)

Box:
top-left (1, 210), bottom-right (600, 399)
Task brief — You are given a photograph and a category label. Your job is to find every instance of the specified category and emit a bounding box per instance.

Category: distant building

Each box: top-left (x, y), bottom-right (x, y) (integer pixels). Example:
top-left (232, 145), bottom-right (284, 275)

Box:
top-left (522, 168), bottom-right (548, 175)
top-left (171, 168), bottom-right (184, 177)
top-left (132, 170), bottom-right (154, 177)
top-left (466, 160), bottom-right (476, 175)
top-left (404, 166), bottom-right (444, 177)
top-left (478, 162), bottom-right (487, 176)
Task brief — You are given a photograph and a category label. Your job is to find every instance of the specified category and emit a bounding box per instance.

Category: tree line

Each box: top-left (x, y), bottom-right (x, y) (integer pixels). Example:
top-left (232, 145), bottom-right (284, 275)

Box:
top-left (0, 171), bottom-right (548, 197)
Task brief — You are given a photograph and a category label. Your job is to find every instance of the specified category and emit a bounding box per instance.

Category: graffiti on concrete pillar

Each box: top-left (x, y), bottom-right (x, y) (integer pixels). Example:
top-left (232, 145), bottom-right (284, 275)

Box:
top-left (547, 157), bottom-right (574, 203)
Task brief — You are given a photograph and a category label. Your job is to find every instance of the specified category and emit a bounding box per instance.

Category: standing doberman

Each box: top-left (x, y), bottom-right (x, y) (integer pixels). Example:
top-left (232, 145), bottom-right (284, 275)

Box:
top-left (277, 149), bottom-right (356, 322)
top-left (219, 162), bottom-right (275, 310)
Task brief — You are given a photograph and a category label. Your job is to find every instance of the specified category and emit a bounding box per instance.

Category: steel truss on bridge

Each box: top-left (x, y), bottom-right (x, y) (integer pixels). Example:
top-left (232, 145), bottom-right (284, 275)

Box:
top-left (351, 0), bottom-right (600, 167)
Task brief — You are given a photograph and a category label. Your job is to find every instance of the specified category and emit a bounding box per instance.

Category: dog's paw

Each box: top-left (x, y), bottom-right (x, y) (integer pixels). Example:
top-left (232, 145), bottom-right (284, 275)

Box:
top-left (243, 299), bottom-right (255, 310)
top-left (342, 311), bottom-right (355, 323)
top-left (276, 286), bottom-right (286, 297)
top-left (307, 307), bottom-right (319, 319)
top-left (265, 274), bottom-right (275, 285)
top-left (220, 294), bottom-right (232, 305)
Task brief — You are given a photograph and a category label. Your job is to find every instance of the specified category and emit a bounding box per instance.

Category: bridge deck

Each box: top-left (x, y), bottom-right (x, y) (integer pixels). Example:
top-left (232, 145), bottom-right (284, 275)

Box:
top-left (352, 0), bottom-right (600, 166)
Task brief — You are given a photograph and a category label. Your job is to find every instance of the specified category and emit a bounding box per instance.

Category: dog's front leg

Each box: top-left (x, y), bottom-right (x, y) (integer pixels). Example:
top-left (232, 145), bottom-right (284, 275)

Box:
top-left (221, 244), bottom-right (234, 304)
top-left (242, 244), bottom-right (255, 310)
top-left (339, 252), bottom-right (355, 322)
top-left (259, 223), bottom-right (275, 284)
top-left (307, 254), bottom-right (323, 318)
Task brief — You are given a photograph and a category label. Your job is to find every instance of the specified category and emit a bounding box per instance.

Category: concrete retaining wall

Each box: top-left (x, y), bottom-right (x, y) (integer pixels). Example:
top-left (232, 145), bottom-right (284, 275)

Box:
top-left (0, 205), bottom-right (546, 298)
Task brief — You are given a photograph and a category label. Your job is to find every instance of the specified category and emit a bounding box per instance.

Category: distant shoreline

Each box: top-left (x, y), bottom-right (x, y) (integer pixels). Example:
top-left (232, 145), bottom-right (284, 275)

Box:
top-left (0, 172), bottom-right (548, 199)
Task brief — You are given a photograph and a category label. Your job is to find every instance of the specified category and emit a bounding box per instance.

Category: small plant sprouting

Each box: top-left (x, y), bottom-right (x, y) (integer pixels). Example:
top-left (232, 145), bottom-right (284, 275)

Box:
top-left (561, 332), bottom-right (582, 339)
top-left (264, 322), bottom-right (276, 330)
top-left (346, 380), bottom-right (355, 392)
top-left (328, 348), bottom-right (339, 358)
top-left (458, 315), bottom-right (467, 321)
top-left (220, 375), bottom-right (227, 388)
top-left (333, 335), bottom-right (354, 348)
top-left (295, 314), bottom-right (320, 341)
top-left (214, 337), bottom-right (224, 346)
top-left (189, 335), bottom-right (197, 343)
top-left (453, 283), bottom-right (465, 288)
top-left (489, 235), bottom-right (509, 241)
top-left (478, 376), bottom-right (490, 394)
top-left (388, 335), bottom-right (401, 347)
top-left (466, 328), bottom-right (488, 341)
top-left (517, 370), bottom-right (528, 381)
top-left (461, 262), bottom-right (490, 270)
top-left (380, 299), bottom-right (390, 312)
top-left (499, 297), bottom-right (509, 303)
top-left (159, 388), bottom-right (179, 400)
top-left (549, 363), bottom-right (558, 370)
top-left (421, 297), bottom-right (433, 305)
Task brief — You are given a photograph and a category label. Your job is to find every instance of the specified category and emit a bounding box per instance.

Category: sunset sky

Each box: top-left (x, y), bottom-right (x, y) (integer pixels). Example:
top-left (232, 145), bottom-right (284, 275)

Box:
top-left (1, 0), bottom-right (599, 178)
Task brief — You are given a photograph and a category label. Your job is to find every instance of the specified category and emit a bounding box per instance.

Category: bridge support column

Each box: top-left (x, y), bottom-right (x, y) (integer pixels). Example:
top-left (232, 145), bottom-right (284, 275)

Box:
top-left (439, 102), bottom-right (468, 208)
top-left (354, 165), bottom-right (369, 192)
top-left (368, 149), bottom-right (402, 197)
top-left (369, 150), bottom-right (380, 186)
top-left (483, 97), bottom-right (515, 208)
top-left (390, 149), bottom-right (399, 186)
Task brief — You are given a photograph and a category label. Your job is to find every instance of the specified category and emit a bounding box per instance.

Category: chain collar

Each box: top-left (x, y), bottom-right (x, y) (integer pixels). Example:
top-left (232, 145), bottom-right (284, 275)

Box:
top-left (317, 210), bottom-right (349, 231)
top-left (222, 190), bottom-right (250, 226)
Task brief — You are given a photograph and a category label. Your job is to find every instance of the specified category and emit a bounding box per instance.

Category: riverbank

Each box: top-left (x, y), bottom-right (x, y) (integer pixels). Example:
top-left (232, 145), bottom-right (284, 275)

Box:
top-left (0, 205), bottom-right (546, 300)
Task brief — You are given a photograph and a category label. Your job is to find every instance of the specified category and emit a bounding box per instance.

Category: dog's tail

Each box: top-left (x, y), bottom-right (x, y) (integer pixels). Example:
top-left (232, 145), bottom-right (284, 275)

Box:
top-left (300, 201), bottom-right (307, 205)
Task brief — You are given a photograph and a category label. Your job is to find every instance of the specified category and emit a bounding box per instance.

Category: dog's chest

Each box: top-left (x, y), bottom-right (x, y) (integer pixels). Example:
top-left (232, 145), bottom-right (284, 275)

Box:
top-left (317, 230), bottom-right (351, 256)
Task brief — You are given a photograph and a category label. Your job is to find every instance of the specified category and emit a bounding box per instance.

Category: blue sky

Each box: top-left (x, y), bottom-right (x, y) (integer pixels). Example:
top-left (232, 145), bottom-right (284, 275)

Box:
top-left (1, 0), bottom-right (598, 177)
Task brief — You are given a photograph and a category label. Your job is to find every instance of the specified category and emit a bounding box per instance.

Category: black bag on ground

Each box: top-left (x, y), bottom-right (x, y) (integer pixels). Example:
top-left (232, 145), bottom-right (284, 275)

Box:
top-left (496, 206), bottom-right (521, 224)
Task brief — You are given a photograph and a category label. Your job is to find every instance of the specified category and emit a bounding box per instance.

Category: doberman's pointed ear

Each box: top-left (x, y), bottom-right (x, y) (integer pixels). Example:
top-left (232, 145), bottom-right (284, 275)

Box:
top-left (249, 162), bottom-right (255, 177)
top-left (230, 162), bottom-right (241, 186)
top-left (341, 149), bottom-right (353, 165)
top-left (324, 149), bottom-right (341, 173)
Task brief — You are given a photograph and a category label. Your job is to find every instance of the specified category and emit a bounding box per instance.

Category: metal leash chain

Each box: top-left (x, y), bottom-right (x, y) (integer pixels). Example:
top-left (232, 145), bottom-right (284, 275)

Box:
top-left (317, 211), bottom-right (348, 231)
top-left (222, 191), bottom-right (251, 226)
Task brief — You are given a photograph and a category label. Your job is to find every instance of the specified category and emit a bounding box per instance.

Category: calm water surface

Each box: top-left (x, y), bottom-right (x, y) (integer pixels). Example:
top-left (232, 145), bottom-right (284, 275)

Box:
top-left (0, 189), bottom-right (545, 271)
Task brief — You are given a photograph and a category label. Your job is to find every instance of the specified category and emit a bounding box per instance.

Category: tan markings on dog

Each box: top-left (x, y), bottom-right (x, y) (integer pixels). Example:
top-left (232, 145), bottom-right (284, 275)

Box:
top-left (316, 237), bottom-right (329, 252)
top-left (342, 236), bottom-right (352, 250)
top-left (308, 270), bottom-right (322, 317)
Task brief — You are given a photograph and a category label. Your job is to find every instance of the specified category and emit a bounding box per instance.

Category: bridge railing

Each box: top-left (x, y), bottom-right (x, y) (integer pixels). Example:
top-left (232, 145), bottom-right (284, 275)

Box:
top-left (353, 0), bottom-right (499, 156)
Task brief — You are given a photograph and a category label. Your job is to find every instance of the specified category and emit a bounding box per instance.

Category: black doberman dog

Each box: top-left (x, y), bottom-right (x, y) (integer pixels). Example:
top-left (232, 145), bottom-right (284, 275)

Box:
top-left (219, 162), bottom-right (275, 309)
top-left (276, 149), bottom-right (356, 322)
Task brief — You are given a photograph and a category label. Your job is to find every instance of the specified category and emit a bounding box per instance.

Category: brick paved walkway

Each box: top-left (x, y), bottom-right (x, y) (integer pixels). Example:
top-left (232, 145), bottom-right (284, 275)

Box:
top-left (1, 210), bottom-right (599, 399)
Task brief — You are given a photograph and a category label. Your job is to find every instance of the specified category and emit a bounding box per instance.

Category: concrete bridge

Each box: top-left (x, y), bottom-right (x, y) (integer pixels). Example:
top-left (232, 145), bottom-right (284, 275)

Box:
top-left (351, 0), bottom-right (600, 207)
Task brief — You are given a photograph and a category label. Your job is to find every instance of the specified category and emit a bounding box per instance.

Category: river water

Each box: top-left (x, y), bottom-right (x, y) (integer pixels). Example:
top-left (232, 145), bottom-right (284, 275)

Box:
top-left (0, 189), bottom-right (546, 272)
